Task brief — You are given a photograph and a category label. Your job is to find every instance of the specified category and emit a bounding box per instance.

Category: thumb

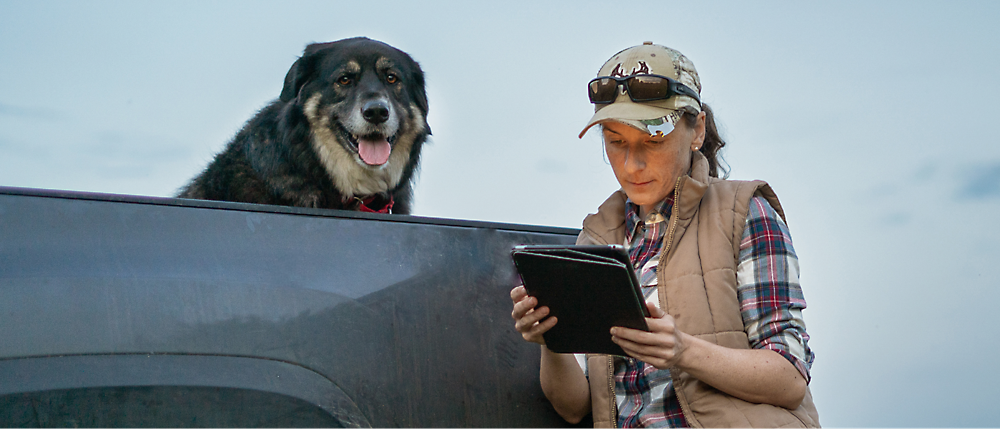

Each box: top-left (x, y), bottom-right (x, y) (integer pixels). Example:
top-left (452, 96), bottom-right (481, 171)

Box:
top-left (646, 301), bottom-right (666, 318)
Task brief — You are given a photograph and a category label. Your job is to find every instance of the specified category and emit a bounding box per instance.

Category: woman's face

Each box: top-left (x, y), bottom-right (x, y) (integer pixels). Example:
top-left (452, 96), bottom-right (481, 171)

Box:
top-left (602, 115), bottom-right (705, 217)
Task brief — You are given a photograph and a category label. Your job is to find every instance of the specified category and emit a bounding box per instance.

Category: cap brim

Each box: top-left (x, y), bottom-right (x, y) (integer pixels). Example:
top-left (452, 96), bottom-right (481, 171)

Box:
top-left (578, 93), bottom-right (699, 138)
top-left (578, 102), bottom-right (677, 138)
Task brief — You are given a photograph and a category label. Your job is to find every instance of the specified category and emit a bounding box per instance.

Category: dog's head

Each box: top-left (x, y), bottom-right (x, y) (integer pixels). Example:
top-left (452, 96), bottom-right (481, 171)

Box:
top-left (280, 37), bottom-right (430, 198)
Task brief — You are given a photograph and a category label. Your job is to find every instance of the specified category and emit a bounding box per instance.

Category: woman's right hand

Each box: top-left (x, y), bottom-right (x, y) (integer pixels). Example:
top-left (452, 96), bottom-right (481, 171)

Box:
top-left (510, 285), bottom-right (558, 345)
top-left (511, 285), bottom-right (591, 423)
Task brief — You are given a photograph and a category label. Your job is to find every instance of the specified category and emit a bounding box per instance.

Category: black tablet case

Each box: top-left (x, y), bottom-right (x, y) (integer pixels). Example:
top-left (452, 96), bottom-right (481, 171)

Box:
top-left (511, 245), bottom-right (650, 356)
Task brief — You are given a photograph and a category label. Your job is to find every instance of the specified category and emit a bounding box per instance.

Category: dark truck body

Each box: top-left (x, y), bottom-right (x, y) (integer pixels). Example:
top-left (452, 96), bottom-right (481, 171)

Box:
top-left (0, 186), bottom-right (583, 427)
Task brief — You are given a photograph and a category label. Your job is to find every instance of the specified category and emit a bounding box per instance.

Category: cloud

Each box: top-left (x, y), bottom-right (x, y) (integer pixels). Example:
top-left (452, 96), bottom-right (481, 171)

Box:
top-left (958, 161), bottom-right (1000, 200)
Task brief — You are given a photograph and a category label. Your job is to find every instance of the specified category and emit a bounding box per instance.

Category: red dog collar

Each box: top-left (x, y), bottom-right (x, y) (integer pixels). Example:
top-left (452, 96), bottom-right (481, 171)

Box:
top-left (354, 195), bottom-right (394, 214)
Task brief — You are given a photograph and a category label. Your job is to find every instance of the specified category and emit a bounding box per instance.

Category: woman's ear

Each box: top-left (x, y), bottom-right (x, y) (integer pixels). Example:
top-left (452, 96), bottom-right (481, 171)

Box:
top-left (691, 111), bottom-right (707, 151)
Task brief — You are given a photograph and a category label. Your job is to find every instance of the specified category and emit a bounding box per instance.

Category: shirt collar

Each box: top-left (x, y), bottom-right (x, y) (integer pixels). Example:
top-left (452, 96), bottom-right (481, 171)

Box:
top-left (624, 193), bottom-right (675, 241)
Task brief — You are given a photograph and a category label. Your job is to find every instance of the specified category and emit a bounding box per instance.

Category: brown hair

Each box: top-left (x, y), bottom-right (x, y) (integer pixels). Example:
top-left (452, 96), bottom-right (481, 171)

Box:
top-left (682, 103), bottom-right (729, 178)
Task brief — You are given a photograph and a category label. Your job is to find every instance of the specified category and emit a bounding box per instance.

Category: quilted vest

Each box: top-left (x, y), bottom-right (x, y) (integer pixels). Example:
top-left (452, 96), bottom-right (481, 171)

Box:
top-left (576, 152), bottom-right (820, 428)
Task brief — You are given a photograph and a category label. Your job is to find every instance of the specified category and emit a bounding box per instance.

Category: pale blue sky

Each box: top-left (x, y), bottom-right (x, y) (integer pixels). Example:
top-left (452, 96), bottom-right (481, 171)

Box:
top-left (2, 1), bottom-right (999, 426)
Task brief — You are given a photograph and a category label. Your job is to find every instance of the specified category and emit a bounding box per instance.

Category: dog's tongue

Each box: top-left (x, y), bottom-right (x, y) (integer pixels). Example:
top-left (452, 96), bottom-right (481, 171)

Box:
top-left (358, 137), bottom-right (391, 166)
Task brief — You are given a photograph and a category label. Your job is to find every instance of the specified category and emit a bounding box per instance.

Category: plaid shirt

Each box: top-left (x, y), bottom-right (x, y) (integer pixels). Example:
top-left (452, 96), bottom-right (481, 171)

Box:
top-left (610, 195), bottom-right (813, 428)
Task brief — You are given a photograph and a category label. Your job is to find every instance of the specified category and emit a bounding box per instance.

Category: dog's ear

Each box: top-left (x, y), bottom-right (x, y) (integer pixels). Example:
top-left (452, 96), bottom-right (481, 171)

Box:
top-left (409, 65), bottom-right (429, 116)
top-left (280, 53), bottom-right (315, 103)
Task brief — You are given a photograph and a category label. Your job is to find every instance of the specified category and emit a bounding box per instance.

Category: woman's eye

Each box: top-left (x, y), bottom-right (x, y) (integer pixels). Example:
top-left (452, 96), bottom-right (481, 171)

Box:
top-left (386, 74), bottom-right (398, 84)
top-left (337, 76), bottom-right (352, 85)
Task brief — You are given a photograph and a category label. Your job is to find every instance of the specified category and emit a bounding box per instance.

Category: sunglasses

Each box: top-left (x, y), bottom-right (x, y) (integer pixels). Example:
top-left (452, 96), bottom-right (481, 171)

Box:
top-left (588, 74), bottom-right (701, 105)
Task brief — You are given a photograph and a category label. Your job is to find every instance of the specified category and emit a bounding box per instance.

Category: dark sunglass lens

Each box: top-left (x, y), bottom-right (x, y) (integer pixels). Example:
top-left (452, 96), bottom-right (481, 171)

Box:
top-left (589, 78), bottom-right (619, 103)
top-left (627, 75), bottom-right (671, 101)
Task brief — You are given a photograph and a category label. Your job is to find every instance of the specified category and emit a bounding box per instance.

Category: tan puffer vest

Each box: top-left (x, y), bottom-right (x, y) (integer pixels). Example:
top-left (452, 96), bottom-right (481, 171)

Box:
top-left (577, 152), bottom-right (820, 428)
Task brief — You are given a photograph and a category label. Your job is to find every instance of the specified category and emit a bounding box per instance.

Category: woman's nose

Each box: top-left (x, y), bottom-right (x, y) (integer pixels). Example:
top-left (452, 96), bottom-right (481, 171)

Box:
top-left (624, 147), bottom-right (645, 172)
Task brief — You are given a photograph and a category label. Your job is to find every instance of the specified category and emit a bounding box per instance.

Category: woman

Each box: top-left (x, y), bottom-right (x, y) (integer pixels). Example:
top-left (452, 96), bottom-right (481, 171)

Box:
top-left (511, 42), bottom-right (820, 427)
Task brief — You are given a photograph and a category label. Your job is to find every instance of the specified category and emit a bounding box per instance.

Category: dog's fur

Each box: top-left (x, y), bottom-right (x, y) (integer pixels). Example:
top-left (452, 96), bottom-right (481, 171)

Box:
top-left (177, 37), bottom-right (429, 214)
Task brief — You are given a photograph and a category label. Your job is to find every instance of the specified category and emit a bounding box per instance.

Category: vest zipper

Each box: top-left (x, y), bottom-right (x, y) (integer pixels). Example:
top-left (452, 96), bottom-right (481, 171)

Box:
top-left (660, 176), bottom-right (683, 274)
top-left (608, 356), bottom-right (617, 427)
top-left (659, 176), bottom-right (699, 426)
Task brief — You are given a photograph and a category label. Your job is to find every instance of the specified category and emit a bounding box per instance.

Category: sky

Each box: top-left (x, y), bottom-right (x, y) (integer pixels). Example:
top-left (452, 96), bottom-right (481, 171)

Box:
top-left (2, 1), bottom-right (1000, 426)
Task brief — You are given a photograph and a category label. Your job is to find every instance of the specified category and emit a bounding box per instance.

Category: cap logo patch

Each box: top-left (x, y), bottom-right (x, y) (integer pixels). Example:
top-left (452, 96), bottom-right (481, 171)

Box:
top-left (610, 61), bottom-right (651, 78)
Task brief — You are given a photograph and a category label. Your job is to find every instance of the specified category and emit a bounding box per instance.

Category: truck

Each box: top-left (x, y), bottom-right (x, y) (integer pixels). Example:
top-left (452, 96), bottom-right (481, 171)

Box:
top-left (0, 186), bottom-right (585, 427)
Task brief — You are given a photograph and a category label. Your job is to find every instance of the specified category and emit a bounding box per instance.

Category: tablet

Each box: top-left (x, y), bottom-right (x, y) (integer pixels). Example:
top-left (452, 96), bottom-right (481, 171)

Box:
top-left (511, 244), bottom-right (650, 356)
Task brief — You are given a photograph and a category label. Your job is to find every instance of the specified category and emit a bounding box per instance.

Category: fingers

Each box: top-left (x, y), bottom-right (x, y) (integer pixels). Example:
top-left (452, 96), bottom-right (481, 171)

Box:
top-left (611, 326), bottom-right (674, 350)
top-left (611, 328), bottom-right (676, 369)
top-left (618, 347), bottom-right (670, 368)
top-left (523, 315), bottom-right (557, 343)
top-left (510, 285), bottom-right (554, 345)
top-left (611, 312), bottom-right (686, 370)
top-left (510, 285), bottom-right (534, 320)
top-left (514, 304), bottom-right (550, 332)
top-left (511, 293), bottom-right (539, 320)
top-left (514, 305), bottom-right (556, 346)
top-left (510, 285), bottom-right (528, 302)
top-left (614, 313), bottom-right (675, 341)
top-left (646, 301), bottom-right (666, 318)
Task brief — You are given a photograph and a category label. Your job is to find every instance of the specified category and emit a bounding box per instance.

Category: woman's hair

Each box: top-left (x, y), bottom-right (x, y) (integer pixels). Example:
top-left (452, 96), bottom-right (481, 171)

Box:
top-left (682, 103), bottom-right (729, 178)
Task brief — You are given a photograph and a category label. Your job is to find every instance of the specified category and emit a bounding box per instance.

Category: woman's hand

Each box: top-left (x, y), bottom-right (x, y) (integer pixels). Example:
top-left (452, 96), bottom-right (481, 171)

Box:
top-left (510, 285), bottom-right (558, 345)
top-left (610, 301), bottom-right (687, 369)
top-left (612, 301), bottom-right (808, 409)
top-left (511, 285), bottom-right (591, 423)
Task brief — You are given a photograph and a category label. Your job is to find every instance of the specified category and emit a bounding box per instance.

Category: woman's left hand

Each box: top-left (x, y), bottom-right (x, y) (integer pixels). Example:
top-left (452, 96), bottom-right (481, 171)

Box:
top-left (610, 302), bottom-right (688, 370)
top-left (612, 302), bottom-right (808, 409)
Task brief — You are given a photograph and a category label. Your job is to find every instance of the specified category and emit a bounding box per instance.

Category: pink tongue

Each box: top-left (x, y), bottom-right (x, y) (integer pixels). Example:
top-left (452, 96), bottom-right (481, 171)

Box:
top-left (357, 137), bottom-right (391, 166)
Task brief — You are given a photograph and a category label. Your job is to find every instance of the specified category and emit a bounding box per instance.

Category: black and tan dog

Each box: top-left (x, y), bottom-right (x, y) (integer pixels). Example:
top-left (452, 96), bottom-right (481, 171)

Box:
top-left (177, 37), bottom-right (429, 214)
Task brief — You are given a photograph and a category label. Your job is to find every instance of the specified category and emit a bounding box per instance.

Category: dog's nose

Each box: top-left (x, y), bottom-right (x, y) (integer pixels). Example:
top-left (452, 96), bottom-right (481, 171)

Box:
top-left (362, 100), bottom-right (390, 124)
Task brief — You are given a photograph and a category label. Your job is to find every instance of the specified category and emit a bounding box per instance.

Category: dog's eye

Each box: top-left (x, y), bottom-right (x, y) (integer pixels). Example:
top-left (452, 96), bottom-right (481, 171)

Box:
top-left (337, 76), bottom-right (352, 85)
top-left (386, 74), bottom-right (398, 84)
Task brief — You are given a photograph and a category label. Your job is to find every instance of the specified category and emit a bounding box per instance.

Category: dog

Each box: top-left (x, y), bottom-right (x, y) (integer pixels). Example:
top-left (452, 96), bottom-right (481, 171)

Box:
top-left (177, 37), bottom-right (429, 214)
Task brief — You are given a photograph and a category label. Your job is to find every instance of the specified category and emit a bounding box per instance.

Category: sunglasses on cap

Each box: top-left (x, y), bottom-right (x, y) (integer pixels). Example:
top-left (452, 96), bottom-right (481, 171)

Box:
top-left (588, 74), bottom-right (701, 105)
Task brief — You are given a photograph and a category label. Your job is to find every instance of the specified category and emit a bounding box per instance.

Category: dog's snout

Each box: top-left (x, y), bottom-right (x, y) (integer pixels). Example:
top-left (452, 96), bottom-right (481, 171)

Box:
top-left (362, 100), bottom-right (390, 124)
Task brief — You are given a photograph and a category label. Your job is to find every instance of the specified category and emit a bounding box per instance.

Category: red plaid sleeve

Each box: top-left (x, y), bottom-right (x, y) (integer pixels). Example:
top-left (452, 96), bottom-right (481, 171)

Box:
top-left (736, 196), bottom-right (814, 382)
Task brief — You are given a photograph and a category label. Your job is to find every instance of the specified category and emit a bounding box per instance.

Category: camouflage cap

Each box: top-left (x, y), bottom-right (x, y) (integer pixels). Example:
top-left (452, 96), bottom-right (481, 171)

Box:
top-left (579, 42), bottom-right (702, 138)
